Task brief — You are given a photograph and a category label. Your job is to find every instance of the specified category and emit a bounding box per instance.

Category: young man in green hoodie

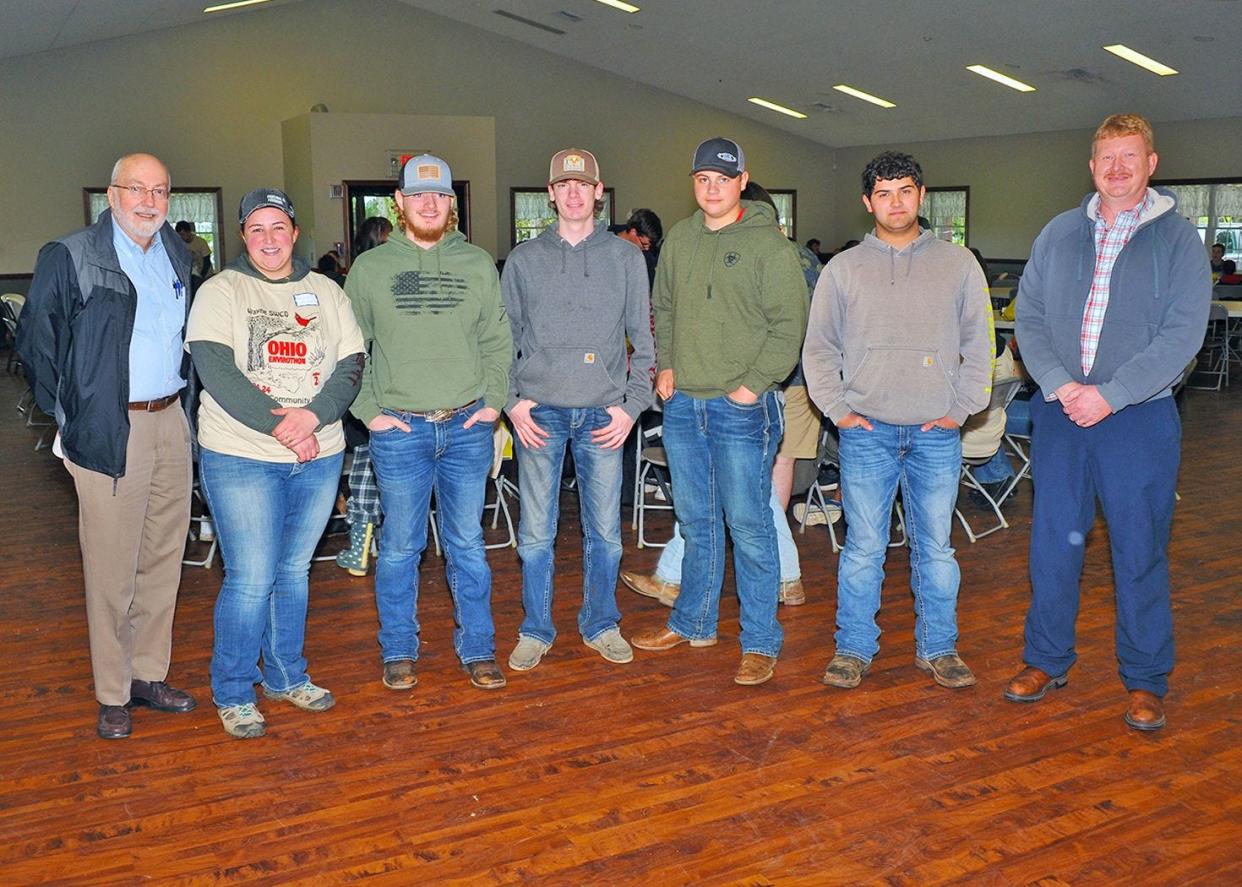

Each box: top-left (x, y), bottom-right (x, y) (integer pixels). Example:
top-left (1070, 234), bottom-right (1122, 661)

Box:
top-left (631, 137), bottom-right (809, 686)
top-left (345, 154), bottom-right (512, 693)
top-left (502, 148), bottom-right (655, 672)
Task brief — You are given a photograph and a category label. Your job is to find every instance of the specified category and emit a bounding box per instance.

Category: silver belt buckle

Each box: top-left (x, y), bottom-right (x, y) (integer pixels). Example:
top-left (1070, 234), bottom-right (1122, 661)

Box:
top-left (424, 408), bottom-right (454, 423)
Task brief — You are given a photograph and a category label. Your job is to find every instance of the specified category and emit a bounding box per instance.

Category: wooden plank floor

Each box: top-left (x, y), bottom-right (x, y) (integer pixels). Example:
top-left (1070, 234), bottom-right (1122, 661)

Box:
top-left (1, 368), bottom-right (1239, 886)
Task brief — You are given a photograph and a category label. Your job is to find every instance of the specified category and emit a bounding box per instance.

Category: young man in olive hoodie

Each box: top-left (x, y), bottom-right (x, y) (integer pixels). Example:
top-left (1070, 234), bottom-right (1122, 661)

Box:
top-left (803, 152), bottom-right (993, 692)
top-left (502, 148), bottom-right (655, 672)
top-left (345, 154), bottom-right (512, 693)
top-left (631, 137), bottom-right (809, 686)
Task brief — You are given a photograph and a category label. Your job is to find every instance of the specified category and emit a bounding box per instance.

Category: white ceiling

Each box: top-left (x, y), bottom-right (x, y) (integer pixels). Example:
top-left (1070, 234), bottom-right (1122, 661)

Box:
top-left (3, 0), bottom-right (1239, 148)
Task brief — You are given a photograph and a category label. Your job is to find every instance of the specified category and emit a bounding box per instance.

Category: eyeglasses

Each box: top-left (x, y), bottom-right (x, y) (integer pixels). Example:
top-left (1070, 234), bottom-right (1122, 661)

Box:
top-left (110, 183), bottom-right (170, 201)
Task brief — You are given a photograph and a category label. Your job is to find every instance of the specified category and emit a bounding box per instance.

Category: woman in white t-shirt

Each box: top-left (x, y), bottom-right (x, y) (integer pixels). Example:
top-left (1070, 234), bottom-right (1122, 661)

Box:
top-left (187, 188), bottom-right (365, 740)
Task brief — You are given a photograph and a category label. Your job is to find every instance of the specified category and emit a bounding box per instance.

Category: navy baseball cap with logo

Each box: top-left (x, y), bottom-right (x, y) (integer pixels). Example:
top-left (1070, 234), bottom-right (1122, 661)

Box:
top-left (399, 153), bottom-right (455, 196)
top-left (239, 188), bottom-right (296, 225)
top-left (691, 137), bottom-right (746, 177)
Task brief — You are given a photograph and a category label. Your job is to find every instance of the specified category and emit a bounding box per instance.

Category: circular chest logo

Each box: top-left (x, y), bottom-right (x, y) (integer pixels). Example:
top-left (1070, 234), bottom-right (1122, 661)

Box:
top-left (724, 251), bottom-right (741, 267)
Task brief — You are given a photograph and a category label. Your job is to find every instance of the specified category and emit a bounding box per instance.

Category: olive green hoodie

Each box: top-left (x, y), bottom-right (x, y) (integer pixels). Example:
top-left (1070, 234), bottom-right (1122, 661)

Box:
top-left (344, 229), bottom-right (511, 423)
top-left (652, 200), bottom-right (808, 398)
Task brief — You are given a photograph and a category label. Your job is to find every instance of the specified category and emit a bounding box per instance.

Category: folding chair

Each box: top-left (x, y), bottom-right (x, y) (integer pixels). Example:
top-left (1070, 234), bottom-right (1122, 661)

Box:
top-left (1188, 303), bottom-right (1230, 391)
top-left (955, 377), bottom-right (1023, 543)
top-left (632, 422), bottom-right (674, 548)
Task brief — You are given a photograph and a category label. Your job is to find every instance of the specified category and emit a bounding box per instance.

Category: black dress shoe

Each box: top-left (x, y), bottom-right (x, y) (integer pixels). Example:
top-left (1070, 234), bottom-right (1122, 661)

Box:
top-left (130, 680), bottom-right (197, 713)
top-left (97, 704), bottom-right (132, 739)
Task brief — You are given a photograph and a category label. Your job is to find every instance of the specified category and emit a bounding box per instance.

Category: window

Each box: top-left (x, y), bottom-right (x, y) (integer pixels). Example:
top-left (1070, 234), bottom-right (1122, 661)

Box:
top-left (340, 180), bottom-right (472, 265)
top-left (768, 189), bottom-right (797, 240)
top-left (85, 188), bottom-right (225, 268)
top-left (924, 187), bottom-right (969, 246)
top-left (1155, 179), bottom-right (1242, 263)
top-left (511, 187), bottom-right (614, 247)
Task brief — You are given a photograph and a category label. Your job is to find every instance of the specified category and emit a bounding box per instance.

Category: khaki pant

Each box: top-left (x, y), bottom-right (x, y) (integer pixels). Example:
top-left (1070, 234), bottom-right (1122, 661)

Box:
top-left (65, 406), bottom-right (192, 705)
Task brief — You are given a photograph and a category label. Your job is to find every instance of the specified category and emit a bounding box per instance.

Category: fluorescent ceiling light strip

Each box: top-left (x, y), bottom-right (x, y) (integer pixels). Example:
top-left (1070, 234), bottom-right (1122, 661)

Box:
top-left (966, 64), bottom-right (1036, 92)
top-left (1103, 44), bottom-right (1178, 76)
top-left (204, 0), bottom-right (271, 12)
top-left (832, 84), bottom-right (896, 109)
top-left (593, 0), bottom-right (640, 12)
top-left (748, 97), bottom-right (807, 120)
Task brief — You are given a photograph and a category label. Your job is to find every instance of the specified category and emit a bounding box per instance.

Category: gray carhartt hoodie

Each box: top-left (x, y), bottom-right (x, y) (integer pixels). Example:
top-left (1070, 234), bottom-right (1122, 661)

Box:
top-left (501, 221), bottom-right (654, 418)
top-left (802, 229), bottom-right (993, 426)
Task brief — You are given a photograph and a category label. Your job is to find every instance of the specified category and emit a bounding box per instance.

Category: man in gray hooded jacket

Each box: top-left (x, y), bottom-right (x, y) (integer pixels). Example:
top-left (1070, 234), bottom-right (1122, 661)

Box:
top-left (803, 151), bottom-right (992, 692)
top-left (502, 148), bottom-right (655, 671)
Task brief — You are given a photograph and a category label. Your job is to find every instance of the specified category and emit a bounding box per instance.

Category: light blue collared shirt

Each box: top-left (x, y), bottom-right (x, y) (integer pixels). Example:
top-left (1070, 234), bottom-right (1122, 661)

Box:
top-left (112, 223), bottom-right (185, 401)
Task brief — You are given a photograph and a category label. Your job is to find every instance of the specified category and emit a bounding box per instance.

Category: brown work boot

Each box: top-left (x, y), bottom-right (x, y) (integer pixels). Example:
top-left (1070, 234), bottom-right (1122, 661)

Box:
top-left (631, 626), bottom-right (717, 651)
top-left (734, 653), bottom-right (777, 686)
top-left (1003, 665), bottom-right (1067, 702)
top-left (1124, 690), bottom-right (1166, 731)
top-left (915, 653), bottom-right (977, 689)
top-left (779, 579), bottom-right (806, 606)
top-left (620, 571), bottom-right (680, 607)
top-left (821, 653), bottom-right (869, 689)
top-left (463, 659), bottom-right (507, 690)
top-left (382, 659), bottom-right (417, 691)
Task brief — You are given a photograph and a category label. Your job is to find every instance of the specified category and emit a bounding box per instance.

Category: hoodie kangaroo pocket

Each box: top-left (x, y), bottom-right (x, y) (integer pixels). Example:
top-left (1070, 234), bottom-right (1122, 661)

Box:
top-left (846, 345), bottom-right (955, 420)
top-left (517, 345), bottom-right (622, 406)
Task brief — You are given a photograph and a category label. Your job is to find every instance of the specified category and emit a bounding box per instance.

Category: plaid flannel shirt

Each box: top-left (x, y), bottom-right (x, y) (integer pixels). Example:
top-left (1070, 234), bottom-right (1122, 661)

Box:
top-left (1080, 190), bottom-right (1153, 375)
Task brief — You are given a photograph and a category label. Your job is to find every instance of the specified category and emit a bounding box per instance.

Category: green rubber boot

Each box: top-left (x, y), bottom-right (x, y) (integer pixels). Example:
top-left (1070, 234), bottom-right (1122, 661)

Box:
top-left (335, 521), bottom-right (374, 576)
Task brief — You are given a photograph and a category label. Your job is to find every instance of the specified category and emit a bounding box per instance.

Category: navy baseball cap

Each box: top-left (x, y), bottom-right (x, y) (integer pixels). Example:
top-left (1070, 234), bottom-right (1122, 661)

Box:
top-left (239, 188), bottom-right (295, 225)
top-left (691, 137), bottom-right (746, 177)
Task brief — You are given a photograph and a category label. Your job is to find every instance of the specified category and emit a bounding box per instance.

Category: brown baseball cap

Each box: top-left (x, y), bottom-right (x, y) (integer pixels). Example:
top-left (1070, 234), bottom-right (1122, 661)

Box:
top-left (548, 148), bottom-right (600, 185)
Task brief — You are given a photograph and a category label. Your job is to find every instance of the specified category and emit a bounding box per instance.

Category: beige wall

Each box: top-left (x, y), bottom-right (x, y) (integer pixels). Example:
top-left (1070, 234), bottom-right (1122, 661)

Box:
top-left (283, 112), bottom-right (498, 260)
top-left (1, 0), bottom-right (1237, 274)
top-left (0, 0), bottom-right (835, 273)
top-left (831, 116), bottom-right (1242, 257)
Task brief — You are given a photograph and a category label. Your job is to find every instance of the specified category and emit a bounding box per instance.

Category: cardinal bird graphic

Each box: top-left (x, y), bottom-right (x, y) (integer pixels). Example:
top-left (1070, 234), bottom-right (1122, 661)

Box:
top-left (294, 313), bottom-right (314, 327)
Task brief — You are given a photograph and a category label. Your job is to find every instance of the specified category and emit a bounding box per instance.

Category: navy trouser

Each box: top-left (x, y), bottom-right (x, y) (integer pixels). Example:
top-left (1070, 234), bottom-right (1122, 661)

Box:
top-left (1023, 393), bottom-right (1179, 696)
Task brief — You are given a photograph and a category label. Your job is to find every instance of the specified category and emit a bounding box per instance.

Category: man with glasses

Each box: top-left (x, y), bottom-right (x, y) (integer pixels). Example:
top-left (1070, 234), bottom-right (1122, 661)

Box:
top-left (18, 153), bottom-right (198, 739)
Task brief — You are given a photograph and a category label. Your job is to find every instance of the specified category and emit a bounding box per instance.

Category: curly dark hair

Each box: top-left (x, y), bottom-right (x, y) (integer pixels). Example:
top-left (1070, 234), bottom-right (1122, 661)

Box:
top-left (861, 151), bottom-right (924, 196)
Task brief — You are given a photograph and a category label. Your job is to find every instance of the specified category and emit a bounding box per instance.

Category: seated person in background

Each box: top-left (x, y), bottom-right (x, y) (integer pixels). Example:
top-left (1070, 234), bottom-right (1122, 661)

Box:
top-left (960, 334), bottom-right (1021, 505)
top-left (315, 252), bottom-right (346, 287)
top-left (611, 208), bottom-right (663, 287)
top-left (1209, 243), bottom-right (1235, 277)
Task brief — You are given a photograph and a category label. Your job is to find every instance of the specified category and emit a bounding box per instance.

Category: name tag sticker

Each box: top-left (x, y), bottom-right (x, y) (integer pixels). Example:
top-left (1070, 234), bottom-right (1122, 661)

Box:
top-left (583, 352), bottom-right (596, 364)
top-left (293, 292), bottom-right (319, 307)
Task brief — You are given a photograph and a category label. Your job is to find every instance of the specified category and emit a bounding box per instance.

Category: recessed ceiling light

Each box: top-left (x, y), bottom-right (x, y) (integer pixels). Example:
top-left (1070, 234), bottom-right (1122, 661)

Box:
top-left (833, 84), bottom-right (896, 109)
top-left (966, 64), bottom-right (1036, 92)
top-left (748, 97), bottom-right (808, 120)
top-left (203, 0), bottom-right (271, 12)
top-left (593, 0), bottom-right (640, 12)
top-left (1103, 44), bottom-right (1178, 76)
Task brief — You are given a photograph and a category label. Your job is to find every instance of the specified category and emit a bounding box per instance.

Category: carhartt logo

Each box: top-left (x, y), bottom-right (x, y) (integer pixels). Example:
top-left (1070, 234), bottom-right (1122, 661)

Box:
top-left (583, 352), bottom-right (596, 364)
top-left (716, 152), bottom-right (737, 163)
top-left (724, 251), bottom-right (741, 267)
top-left (923, 356), bottom-right (935, 367)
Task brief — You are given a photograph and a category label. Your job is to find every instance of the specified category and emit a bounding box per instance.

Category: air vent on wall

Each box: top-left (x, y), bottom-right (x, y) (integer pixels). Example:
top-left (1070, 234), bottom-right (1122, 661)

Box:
top-left (1050, 67), bottom-right (1107, 85)
top-left (494, 10), bottom-right (566, 35)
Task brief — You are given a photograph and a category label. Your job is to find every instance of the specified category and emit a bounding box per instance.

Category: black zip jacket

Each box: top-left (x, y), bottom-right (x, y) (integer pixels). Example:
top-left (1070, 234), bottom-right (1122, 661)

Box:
top-left (16, 210), bottom-right (193, 478)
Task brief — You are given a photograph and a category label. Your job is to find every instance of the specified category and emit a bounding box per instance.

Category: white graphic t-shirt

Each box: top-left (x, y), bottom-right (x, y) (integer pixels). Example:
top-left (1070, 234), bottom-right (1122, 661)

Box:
top-left (188, 269), bottom-right (364, 462)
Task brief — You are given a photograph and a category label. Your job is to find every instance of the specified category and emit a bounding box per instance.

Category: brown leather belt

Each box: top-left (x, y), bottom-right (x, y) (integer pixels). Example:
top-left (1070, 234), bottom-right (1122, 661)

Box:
top-left (128, 393), bottom-right (180, 412)
top-left (394, 400), bottom-right (478, 423)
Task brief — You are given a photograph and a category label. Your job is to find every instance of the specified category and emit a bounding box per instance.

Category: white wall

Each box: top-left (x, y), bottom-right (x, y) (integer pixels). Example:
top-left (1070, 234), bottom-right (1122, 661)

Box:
top-left (0, 0), bottom-right (837, 272)
top-left (830, 116), bottom-right (1242, 257)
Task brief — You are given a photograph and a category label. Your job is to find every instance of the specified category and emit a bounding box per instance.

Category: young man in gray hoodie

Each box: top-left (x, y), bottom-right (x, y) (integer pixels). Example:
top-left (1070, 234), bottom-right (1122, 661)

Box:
top-left (502, 148), bottom-right (655, 671)
top-left (803, 151), bottom-right (992, 692)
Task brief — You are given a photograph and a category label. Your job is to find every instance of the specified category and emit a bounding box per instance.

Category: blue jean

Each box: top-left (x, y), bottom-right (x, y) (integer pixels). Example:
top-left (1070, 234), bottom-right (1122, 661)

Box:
top-left (1024, 394), bottom-right (1178, 696)
top-left (655, 490), bottom-right (800, 583)
top-left (971, 398), bottom-right (1032, 484)
top-left (515, 406), bottom-right (624, 645)
top-left (369, 404), bottom-right (496, 665)
top-left (660, 390), bottom-right (782, 657)
top-left (200, 448), bottom-right (343, 707)
top-left (835, 420), bottom-right (962, 663)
